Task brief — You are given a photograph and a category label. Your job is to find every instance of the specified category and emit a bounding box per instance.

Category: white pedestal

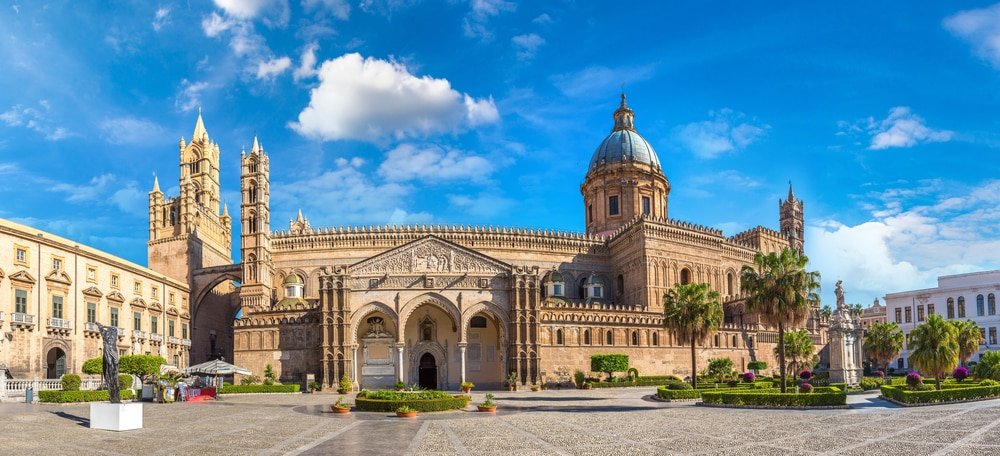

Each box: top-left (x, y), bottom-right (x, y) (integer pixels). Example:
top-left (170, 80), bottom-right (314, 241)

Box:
top-left (90, 402), bottom-right (143, 431)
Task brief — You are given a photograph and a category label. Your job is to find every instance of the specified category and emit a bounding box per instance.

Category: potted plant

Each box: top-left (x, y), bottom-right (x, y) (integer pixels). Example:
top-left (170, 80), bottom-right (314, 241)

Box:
top-left (478, 393), bottom-right (497, 412)
top-left (506, 372), bottom-right (518, 391)
top-left (308, 381), bottom-right (321, 394)
top-left (396, 380), bottom-right (406, 391)
top-left (574, 370), bottom-right (586, 389)
top-left (396, 405), bottom-right (418, 418)
top-left (331, 396), bottom-right (351, 413)
top-left (338, 373), bottom-right (352, 394)
top-left (460, 381), bottom-right (474, 394)
top-left (582, 381), bottom-right (592, 390)
top-left (530, 384), bottom-right (541, 392)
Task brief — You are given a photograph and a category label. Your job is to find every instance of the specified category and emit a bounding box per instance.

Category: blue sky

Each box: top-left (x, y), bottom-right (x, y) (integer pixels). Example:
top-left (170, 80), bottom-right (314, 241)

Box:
top-left (2, 1), bottom-right (1000, 308)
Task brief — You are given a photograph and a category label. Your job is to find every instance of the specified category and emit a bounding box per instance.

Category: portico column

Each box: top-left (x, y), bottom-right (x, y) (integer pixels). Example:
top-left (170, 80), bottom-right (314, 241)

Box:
top-left (351, 345), bottom-right (359, 389)
top-left (458, 343), bottom-right (468, 383)
top-left (396, 344), bottom-right (405, 384)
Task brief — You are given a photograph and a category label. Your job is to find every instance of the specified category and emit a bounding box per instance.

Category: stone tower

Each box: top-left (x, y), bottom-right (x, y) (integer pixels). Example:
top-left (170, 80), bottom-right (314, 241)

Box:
top-left (148, 113), bottom-right (233, 283)
top-left (238, 136), bottom-right (273, 315)
top-left (581, 94), bottom-right (670, 236)
top-left (779, 182), bottom-right (804, 253)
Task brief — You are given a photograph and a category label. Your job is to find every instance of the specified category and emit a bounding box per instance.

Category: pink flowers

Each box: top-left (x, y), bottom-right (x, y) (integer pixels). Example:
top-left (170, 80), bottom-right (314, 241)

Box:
top-left (742, 372), bottom-right (755, 383)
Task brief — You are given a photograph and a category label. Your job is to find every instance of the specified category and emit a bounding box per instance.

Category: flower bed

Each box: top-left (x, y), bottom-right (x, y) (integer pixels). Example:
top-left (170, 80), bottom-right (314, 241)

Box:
top-left (880, 384), bottom-right (1000, 405)
top-left (354, 389), bottom-right (471, 413)
top-left (39, 389), bottom-right (136, 403)
top-left (218, 384), bottom-right (301, 394)
top-left (699, 386), bottom-right (846, 407)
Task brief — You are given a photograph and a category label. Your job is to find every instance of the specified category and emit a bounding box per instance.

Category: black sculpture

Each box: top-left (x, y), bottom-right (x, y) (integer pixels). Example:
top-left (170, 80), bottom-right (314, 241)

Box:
top-left (96, 323), bottom-right (121, 403)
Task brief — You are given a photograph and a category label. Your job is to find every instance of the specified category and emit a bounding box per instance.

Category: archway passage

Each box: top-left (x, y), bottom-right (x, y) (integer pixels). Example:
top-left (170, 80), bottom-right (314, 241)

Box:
top-left (46, 348), bottom-right (66, 379)
top-left (418, 353), bottom-right (437, 390)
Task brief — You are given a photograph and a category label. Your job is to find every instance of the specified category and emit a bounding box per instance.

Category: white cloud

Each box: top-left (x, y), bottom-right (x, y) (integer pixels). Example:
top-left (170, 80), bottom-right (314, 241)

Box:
top-left (293, 42), bottom-right (319, 81)
top-left (213, 0), bottom-right (278, 19)
top-left (0, 102), bottom-right (73, 141)
top-left (98, 117), bottom-right (167, 145)
top-left (866, 106), bottom-right (953, 150)
top-left (808, 179), bottom-right (1000, 308)
top-left (255, 56), bottom-right (292, 80)
top-left (674, 108), bottom-right (768, 159)
top-left (302, 0), bottom-right (351, 20)
top-left (378, 143), bottom-right (494, 183)
top-left (358, 0), bottom-right (418, 17)
top-left (290, 53), bottom-right (499, 142)
top-left (532, 13), bottom-right (552, 24)
top-left (47, 174), bottom-right (147, 216)
top-left (201, 11), bottom-right (235, 37)
top-left (152, 7), bottom-right (171, 31)
top-left (511, 33), bottom-right (544, 60)
top-left (551, 64), bottom-right (656, 98)
top-left (944, 3), bottom-right (1000, 68)
top-left (463, 0), bottom-right (516, 41)
top-left (175, 80), bottom-right (211, 112)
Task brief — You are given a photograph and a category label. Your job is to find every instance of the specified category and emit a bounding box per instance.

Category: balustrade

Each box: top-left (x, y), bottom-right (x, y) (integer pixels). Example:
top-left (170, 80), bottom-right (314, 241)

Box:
top-left (47, 317), bottom-right (72, 329)
top-left (11, 312), bottom-right (35, 326)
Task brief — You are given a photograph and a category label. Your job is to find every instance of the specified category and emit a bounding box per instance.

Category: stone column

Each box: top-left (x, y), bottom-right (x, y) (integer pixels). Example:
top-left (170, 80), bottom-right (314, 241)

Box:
top-left (351, 345), bottom-right (359, 389)
top-left (459, 343), bottom-right (468, 383)
top-left (396, 344), bottom-right (405, 384)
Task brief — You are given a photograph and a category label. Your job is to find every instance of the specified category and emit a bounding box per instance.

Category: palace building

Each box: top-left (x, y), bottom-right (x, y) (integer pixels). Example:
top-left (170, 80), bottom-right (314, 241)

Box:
top-left (147, 94), bottom-right (825, 390)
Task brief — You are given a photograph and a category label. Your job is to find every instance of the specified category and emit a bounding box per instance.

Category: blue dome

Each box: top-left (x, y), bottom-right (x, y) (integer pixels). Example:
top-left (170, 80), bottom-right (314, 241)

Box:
top-left (588, 94), bottom-right (662, 172)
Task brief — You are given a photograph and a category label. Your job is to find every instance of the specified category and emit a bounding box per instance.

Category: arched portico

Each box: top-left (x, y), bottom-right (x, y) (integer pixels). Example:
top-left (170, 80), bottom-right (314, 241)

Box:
top-left (460, 301), bottom-right (509, 388)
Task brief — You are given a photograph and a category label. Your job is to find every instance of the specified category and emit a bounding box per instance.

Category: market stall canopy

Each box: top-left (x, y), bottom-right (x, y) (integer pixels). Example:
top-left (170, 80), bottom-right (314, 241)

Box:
top-left (183, 359), bottom-right (252, 376)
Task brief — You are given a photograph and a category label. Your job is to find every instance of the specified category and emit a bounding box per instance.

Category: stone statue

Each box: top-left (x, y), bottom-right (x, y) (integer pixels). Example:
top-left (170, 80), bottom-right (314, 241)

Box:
top-left (835, 280), bottom-right (845, 309)
top-left (96, 323), bottom-right (121, 403)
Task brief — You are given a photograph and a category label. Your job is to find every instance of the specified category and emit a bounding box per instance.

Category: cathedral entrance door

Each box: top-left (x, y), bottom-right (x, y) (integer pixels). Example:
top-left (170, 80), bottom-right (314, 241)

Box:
top-left (418, 353), bottom-right (437, 390)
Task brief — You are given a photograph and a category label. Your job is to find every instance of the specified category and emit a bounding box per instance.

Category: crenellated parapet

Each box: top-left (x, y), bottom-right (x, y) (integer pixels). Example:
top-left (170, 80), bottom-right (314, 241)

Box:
top-left (728, 225), bottom-right (790, 254)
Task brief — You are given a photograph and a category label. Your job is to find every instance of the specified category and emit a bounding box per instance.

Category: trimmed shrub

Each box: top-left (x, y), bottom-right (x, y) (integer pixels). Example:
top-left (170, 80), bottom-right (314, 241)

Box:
top-left (626, 368), bottom-right (639, 381)
top-left (82, 357), bottom-right (103, 375)
top-left (799, 383), bottom-right (814, 393)
top-left (61, 374), bottom-right (82, 391)
top-left (981, 379), bottom-right (999, 386)
top-left (588, 376), bottom-right (682, 388)
top-left (574, 370), bottom-right (586, 387)
top-left (700, 388), bottom-right (846, 407)
top-left (119, 374), bottom-right (135, 390)
top-left (906, 372), bottom-right (923, 387)
top-left (39, 389), bottom-right (135, 403)
top-left (953, 367), bottom-right (970, 382)
top-left (591, 354), bottom-right (629, 379)
top-left (119, 355), bottom-right (165, 382)
top-left (666, 381), bottom-right (693, 390)
top-left (860, 378), bottom-right (882, 391)
top-left (746, 361), bottom-right (767, 373)
top-left (219, 384), bottom-right (300, 394)
top-left (355, 390), bottom-right (470, 413)
top-left (657, 386), bottom-right (701, 400)
top-left (881, 384), bottom-right (1000, 404)
top-left (742, 372), bottom-right (755, 383)
top-left (360, 390), bottom-right (452, 400)
top-left (799, 370), bottom-right (813, 380)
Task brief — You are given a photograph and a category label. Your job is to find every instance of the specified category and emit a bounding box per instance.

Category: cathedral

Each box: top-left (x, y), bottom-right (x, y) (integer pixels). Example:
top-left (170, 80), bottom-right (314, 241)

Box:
top-left (151, 95), bottom-right (827, 390)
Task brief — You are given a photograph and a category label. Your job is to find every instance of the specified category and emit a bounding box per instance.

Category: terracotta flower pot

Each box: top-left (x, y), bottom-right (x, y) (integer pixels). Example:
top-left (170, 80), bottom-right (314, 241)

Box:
top-left (477, 405), bottom-right (497, 413)
top-left (331, 405), bottom-right (350, 414)
top-left (462, 388), bottom-right (471, 394)
top-left (396, 411), bottom-right (418, 418)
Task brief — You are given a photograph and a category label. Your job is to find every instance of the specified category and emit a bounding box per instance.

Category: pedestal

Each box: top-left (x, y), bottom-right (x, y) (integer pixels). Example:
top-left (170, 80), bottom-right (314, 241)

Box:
top-left (90, 403), bottom-right (143, 431)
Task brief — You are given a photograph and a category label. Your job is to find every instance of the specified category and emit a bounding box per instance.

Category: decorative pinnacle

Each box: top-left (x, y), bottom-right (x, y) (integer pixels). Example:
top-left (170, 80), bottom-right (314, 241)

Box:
top-left (152, 174), bottom-right (161, 193)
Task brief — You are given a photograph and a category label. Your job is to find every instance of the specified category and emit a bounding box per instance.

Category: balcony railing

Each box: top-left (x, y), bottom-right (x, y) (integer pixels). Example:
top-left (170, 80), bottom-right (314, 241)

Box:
top-left (47, 317), bottom-right (72, 329)
top-left (150, 333), bottom-right (163, 343)
top-left (84, 322), bottom-right (100, 333)
top-left (181, 338), bottom-right (192, 347)
top-left (11, 312), bottom-right (35, 326)
top-left (0, 310), bottom-right (4, 322)
top-left (132, 329), bottom-right (147, 340)
top-left (168, 336), bottom-right (181, 345)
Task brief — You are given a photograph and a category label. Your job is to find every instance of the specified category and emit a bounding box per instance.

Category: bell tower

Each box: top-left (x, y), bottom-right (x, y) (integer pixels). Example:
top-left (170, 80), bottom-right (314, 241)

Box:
top-left (238, 136), bottom-right (273, 315)
top-left (779, 182), bottom-right (805, 253)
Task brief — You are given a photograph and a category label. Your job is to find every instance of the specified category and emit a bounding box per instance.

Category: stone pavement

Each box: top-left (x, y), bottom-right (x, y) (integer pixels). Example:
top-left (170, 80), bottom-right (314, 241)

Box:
top-left (3, 388), bottom-right (1000, 455)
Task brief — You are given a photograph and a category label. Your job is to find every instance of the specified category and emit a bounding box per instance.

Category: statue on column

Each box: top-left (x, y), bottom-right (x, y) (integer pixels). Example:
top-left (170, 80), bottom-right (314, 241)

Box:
top-left (828, 280), bottom-right (863, 386)
top-left (96, 323), bottom-right (122, 403)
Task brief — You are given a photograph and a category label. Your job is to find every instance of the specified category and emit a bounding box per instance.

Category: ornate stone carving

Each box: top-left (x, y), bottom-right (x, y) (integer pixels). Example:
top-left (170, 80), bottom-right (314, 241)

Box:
top-left (350, 236), bottom-right (509, 276)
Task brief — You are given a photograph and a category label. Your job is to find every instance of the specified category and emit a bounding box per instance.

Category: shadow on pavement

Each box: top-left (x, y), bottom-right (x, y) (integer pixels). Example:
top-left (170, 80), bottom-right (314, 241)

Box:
top-left (50, 411), bottom-right (90, 427)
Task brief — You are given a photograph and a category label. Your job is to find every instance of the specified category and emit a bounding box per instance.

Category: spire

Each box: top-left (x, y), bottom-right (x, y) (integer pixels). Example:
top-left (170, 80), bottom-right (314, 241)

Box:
top-left (612, 92), bottom-right (635, 132)
top-left (222, 202), bottom-right (230, 218)
top-left (787, 181), bottom-right (796, 202)
top-left (251, 134), bottom-right (261, 155)
top-left (296, 209), bottom-right (304, 222)
top-left (192, 111), bottom-right (208, 142)
top-left (152, 175), bottom-right (161, 193)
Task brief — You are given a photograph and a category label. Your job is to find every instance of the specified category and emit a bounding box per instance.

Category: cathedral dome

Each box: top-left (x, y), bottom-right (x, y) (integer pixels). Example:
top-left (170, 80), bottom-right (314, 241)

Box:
top-left (283, 274), bottom-right (304, 285)
top-left (588, 94), bottom-right (662, 173)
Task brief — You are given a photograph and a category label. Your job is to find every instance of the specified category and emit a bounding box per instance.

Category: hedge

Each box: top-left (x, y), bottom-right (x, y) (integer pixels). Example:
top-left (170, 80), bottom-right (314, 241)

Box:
top-left (589, 378), bottom-right (677, 388)
top-left (355, 394), bottom-right (470, 412)
top-left (656, 386), bottom-right (702, 400)
top-left (361, 390), bottom-right (453, 400)
top-left (880, 384), bottom-right (1000, 404)
top-left (39, 389), bottom-right (136, 403)
top-left (219, 384), bottom-right (301, 394)
top-left (700, 386), bottom-right (846, 407)
top-left (695, 381), bottom-right (774, 390)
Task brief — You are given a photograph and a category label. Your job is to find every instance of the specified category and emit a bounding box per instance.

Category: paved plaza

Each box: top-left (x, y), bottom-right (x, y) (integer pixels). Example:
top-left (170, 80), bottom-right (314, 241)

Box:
top-left (4, 388), bottom-right (1000, 455)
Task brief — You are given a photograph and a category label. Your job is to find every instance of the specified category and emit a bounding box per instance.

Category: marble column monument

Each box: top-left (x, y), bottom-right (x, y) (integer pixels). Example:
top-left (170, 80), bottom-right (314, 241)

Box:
top-left (828, 280), bottom-right (864, 386)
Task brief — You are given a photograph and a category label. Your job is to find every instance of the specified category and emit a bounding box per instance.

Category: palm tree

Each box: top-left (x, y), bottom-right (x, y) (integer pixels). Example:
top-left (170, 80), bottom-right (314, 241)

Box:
top-left (864, 322), bottom-right (904, 375)
top-left (775, 329), bottom-right (815, 375)
top-left (662, 282), bottom-right (723, 389)
top-left (951, 320), bottom-right (984, 367)
top-left (908, 314), bottom-right (959, 390)
top-left (740, 248), bottom-right (820, 392)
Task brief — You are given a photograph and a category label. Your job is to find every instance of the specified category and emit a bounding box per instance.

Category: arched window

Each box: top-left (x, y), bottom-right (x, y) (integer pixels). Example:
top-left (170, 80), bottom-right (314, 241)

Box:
top-left (947, 298), bottom-right (955, 319)
top-left (958, 297), bottom-right (967, 318)
top-left (248, 159), bottom-right (258, 174)
top-left (977, 294), bottom-right (985, 316)
top-left (616, 274), bottom-right (624, 295)
top-left (606, 330), bottom-right (613, 345)
top-left (470, 316), bottom-right (487, 328)
top-left (631, 331), bottom-right (638, 346)
top-left (169, 207), bottom-right (177, 226)
top-left (555, 329), bottom-right (563, 345)
top-left (247, 254), bottom-right (257, 282)
top-left (248, 183), bottom-right (258, 203)
top-left (583, 330), bottom-right (591, 345)
top-left (727, 272), bottom-right (734, 295)
top-left (680, 268), bottom-right (691, 285)
top-left (989, 294), bottom-right (996, 316)
top-left (652, 332), bottom-right (659, 346)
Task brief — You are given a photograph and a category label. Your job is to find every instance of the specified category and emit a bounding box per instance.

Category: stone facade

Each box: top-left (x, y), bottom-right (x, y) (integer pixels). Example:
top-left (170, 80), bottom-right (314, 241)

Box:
top-left (860, 298), bottom-right (886, 330)
top-left (0, 218), bottom-right (191, 379)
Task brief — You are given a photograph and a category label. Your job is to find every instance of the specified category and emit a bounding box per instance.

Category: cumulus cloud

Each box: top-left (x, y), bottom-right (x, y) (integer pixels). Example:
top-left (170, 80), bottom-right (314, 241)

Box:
top-left (175, 80), bottom-right (211, 112)
top-left (256, 56), bottom-right (292, 80)
top-left (290, 53), bottom-right (499, 142)
top-left (512, 33), bottom-right (544, 60)
top-left (98, 117), bottom-right (168, 145)
top-left (152, 7), bottom-right (171, 31)
top-left (0, 102), bottom-right (73, 140)
top-left (808, 179), bottom-right (1000, 308)
top-left (293, 42), bottom-right (319, 81)
top-left (674, 108), bottom-right (768, 159)
top-left (944, 3), bottom-right (1000, 68)
top-left (866, 107), bottom-right (953, 150)
top-left (463, 0), bottom-right (516, 41)
top-left (551, 64), bottom-right (655, 98)
top-left (378, 143), bottom-right (494, 183)
top-left (213, 0), bottom-right (282, 20)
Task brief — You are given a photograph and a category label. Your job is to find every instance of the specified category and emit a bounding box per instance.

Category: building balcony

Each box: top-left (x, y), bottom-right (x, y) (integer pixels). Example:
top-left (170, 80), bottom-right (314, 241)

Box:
top-left (168, 336), bottom-right (181, 345)
top-left (84, 321), bottom-right (100, 333)
top-left (132, 329), bottom-right (147, 340)
top-left (150, 333), bottom-right (163, 343)
top-left (47, 317), bottom-right (72, 330)
top-left (11, 312), bottom-right (35, 327)
top-left (181, 338), bottom-right (192, 347)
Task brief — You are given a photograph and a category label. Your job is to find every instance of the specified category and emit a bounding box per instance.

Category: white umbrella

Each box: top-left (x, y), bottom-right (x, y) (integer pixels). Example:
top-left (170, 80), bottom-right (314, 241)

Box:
top-left (183, 359), bottom-right (252, 376)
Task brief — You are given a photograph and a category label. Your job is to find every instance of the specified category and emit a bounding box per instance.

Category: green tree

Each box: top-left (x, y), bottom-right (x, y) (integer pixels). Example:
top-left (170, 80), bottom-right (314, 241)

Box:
top-left (746, 361), bottom-right (767, 375)
top-left (590, 354), bottom-right (629, 380)
top-left (119, 355), bottom-right (166, 384)
top-left (775, 329), bottom-right (815, 375)
top-left (82, 357), bottom-right (103, 375)
top-left (908, 314), bottom-right (959, 390)
top-left (863, 322), bottom-right (904, 375)
top-left (951, 320), bottom-right (984, 367)
top-left (662, 282), bottom-right (723, 389)
top-left (974, 350), bottom-right (1000, 381)
top-left (706, 358), bottom-right (735, 381)
top-left (264, 364), bottom-right (278, 385)
top-left (740, 248), bottom-right (820, 393)
top-left (820, 305), bottom-right (832, 319)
